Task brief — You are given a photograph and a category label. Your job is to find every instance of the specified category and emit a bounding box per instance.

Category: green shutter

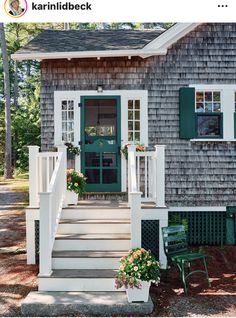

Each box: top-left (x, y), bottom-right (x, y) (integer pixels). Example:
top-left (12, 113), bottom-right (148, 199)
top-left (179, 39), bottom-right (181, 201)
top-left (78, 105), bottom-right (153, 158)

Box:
top-left (234, 113), bottom-right (236, 138)
top-left (179, 87), bottom-right (196, 139)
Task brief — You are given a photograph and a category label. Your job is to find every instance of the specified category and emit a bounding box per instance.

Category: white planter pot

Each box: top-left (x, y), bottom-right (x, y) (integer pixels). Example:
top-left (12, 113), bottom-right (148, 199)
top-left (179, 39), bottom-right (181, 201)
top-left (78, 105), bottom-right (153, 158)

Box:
top-left (66, 190), bottom-right (78, 205)
top-left (126, 281), bottom-right (151, 303)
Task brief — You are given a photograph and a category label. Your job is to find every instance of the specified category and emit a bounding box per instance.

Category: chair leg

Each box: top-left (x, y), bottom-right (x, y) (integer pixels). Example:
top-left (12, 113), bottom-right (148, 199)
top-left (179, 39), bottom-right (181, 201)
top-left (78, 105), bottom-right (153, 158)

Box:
top-left (203, 257), bottom-right (211, 287)
top-left (180, 262), bottom-right (188, 294)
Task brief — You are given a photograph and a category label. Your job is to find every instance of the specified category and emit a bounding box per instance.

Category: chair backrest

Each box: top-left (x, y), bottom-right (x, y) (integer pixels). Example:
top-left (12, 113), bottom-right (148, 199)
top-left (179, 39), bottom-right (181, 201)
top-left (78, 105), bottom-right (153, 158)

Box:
top-left (162, 225), bottom-right (188, 257)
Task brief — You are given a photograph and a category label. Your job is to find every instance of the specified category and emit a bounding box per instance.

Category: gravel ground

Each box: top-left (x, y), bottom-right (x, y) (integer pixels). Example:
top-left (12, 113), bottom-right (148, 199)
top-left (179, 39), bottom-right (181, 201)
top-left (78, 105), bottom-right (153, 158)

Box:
top-left (0, 181), bottom-right (236, 317)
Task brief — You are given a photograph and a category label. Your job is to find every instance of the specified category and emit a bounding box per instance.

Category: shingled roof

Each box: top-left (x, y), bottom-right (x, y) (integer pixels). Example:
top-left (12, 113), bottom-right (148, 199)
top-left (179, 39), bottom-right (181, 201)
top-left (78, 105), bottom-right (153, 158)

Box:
top-left (16, 29), bottom-right (164, 54)
top-left (12, 24), bottom-right (200, 60)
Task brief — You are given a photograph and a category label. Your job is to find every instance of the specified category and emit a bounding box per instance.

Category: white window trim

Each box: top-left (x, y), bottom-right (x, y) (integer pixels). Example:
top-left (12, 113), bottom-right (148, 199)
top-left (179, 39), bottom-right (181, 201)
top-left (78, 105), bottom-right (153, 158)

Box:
top-left (189, 84), bottom-right (236, 141)
top-left (54, 90), bottom-right (148, 191)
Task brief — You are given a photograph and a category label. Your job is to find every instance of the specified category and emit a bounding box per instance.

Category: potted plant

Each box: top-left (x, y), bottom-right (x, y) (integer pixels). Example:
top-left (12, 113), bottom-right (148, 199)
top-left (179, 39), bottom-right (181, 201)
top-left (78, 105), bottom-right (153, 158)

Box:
top-left (115, 248), bottom-right (160, 303)
top-left (65, 142), bottom-right (80, 160)
top-left (66, 169), bottom-right (86, 205)
top-left (121, 143), bottom-right (145, 159)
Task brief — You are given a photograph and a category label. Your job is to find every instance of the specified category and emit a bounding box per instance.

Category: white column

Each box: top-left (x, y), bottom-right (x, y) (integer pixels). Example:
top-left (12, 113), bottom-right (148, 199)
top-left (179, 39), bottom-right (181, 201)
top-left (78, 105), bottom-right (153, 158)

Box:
top-left (39, 193), bottom-right (52, 276)
top-left (130, 192), bottom-right (142, 248)
top-left (26, 219), bottom-right (36, 264)
top-left (128, 145), bottom-right (137, 205)
top-left (159, 209), bottom-right (168, 269)
top-left (28, 146), bottom-right (39, 208)
top-left (57, 145), bottom-right (67, 207)
top-left (155, 145), bottom-right (166, 207)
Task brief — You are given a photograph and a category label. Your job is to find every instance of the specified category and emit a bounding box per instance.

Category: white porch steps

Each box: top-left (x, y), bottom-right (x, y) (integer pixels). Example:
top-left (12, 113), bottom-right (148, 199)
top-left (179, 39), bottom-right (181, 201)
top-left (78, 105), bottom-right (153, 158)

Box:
top-left (38, 206), bottom-right (131, 292)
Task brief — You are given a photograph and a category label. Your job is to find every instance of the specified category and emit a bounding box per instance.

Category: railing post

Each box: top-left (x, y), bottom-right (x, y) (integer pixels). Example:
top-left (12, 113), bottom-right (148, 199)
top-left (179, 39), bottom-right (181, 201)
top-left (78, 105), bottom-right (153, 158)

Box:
top-left (128, 145), bottom-right (136, 205)
top-left (28, 146), bottom-right (40, 208)
top-left (130, 192), bottom-right (142, 248)
top-left (155, 145), bottom-right (166, 207)
top-left (57, 145), bottom-right (67, 207)
top-left (39, 193), bottom-right (52, 276)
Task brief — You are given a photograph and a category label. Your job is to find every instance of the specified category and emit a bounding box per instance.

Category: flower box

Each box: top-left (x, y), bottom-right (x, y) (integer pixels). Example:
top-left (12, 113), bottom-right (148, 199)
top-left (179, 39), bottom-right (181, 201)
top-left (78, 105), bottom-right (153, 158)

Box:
top-left (126, 281), bottom-right (151, 303)
top-left (66, 190), bottom-right (78, 205)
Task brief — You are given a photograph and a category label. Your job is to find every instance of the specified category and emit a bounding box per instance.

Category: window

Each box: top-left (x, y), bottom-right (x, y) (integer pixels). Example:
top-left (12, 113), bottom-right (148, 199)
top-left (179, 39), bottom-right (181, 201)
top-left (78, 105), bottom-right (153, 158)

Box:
top-left (195, 91), bottom-right (222, 138)
top-left (196, 114), bottom-right (222, 137)
top-left (61, 100), bottom-right (74, 142)
top-left (128, 99), bottom-right (141, 142)
top-left (196, 91), bottom-right (221, 113)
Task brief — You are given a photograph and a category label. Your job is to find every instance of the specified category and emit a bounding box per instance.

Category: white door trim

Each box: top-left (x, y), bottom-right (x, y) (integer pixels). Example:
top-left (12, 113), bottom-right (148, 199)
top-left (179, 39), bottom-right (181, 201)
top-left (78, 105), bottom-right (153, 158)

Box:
top-left (54, 90), bottom-right (148, 192)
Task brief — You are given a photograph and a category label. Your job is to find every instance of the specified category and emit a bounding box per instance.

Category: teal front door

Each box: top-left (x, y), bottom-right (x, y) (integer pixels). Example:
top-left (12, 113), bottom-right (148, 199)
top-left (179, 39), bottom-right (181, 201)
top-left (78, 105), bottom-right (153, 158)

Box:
top-left (80, 96), bottom-right (121, 192)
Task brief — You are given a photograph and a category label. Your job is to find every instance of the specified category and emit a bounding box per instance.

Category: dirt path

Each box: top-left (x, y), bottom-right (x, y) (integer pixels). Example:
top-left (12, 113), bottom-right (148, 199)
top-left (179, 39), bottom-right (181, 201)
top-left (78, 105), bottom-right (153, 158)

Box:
top-left (0, 183), bottom-right (38, 317)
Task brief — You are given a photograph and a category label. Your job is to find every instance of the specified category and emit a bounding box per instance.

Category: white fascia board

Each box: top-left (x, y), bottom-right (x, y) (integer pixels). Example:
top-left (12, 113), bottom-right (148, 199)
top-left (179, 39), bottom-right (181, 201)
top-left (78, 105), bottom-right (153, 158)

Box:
top-left (143, 23), bottom-right (200, 51)
top-left (11, 48), bottom-right (167, 61)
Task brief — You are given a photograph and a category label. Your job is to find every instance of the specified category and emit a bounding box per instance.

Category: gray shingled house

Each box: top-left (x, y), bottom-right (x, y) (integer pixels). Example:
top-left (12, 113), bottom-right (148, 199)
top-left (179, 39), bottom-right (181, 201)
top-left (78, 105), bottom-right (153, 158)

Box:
top-left (12, 23), bottom-right (236, 298)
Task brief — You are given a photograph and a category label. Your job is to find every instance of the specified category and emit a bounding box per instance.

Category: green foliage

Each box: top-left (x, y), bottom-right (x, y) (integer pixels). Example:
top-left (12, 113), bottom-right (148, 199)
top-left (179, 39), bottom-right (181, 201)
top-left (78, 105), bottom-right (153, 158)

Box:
top-left (67, 169), bottom-right (87, 196)
top-left (115, 248), bottom-right (160, 289)
top-left (169, 214), bottom-right (188, 231)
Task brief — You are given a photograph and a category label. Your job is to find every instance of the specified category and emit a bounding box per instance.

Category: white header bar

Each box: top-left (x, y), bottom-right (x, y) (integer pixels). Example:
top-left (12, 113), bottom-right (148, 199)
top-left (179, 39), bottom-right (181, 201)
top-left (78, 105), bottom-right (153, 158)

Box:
top-left (0, 0), bottom-right (235, 22)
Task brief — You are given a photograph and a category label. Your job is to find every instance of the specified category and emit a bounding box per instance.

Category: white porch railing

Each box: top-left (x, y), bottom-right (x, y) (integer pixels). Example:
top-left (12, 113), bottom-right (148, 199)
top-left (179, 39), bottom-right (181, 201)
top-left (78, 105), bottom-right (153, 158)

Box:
top-left (28, 146), bottom-right (67, 276)
top-left (128, 145), bottom-right (165, 206)
top-left (127, 145), bottom-right (166, 248)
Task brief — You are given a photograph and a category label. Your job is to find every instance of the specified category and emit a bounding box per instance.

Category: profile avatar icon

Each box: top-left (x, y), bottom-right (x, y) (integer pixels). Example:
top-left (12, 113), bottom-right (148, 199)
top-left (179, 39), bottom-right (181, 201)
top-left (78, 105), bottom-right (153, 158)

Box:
top-left (8, 0), bottom-right (25, 17)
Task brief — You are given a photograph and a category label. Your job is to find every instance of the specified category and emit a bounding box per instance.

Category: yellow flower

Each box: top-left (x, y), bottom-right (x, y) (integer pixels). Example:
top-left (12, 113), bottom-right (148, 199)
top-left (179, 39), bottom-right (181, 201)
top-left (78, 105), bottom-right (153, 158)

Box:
top-left (129, 257), bottom-right (134, 263)
top-left (119, 265), bottom-right (125, 271)
top-left (133, 253), bottom-right (139, 259)
top-left (147, 261), bottom-right (152, 266)
top-left (133, 266), bottom-right (139, 272)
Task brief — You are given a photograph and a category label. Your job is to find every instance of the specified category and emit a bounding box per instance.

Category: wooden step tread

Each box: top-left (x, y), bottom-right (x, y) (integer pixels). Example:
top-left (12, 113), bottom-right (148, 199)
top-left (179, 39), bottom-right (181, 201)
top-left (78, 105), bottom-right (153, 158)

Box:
top-left (55, 233), bottom-right (131, 240)
top-left (59, 219), bottom-right (130, 224)
top-left (50, 269), bottom-right (118, 278)
top-left (52, 250), bottom-right (128, 258)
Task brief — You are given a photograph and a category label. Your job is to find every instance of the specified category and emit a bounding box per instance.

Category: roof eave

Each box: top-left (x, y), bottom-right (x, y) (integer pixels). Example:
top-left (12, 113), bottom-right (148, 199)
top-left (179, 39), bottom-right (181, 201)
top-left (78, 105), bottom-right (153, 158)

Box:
top-left (11, 48), bottom-right (168, 61)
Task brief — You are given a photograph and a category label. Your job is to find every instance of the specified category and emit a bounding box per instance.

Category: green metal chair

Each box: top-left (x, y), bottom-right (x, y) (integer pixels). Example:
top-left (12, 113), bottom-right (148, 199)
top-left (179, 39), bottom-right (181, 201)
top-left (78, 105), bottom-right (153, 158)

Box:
top-left (162, 225), bottom-right (211, 294)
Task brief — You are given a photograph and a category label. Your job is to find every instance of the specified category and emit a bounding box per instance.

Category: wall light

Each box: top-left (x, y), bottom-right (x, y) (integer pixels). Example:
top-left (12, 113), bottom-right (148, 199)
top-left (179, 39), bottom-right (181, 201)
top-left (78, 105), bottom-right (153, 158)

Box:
top-left (97, 85), bottom-right (103, 93)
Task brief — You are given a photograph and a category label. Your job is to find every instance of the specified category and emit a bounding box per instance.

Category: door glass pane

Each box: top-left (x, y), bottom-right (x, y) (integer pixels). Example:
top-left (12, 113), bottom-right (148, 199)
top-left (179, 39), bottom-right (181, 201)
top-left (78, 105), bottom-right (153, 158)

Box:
top-left (85, 152), bottom-right (100, 167)
top-left (103, 153), bottom-right (116, 167)
top-left (85, 169), bottom-right (100, 184)
top-left (85, 99), bottom-right (117, 138)
top-left (102, 169), bottom-right (117, 184)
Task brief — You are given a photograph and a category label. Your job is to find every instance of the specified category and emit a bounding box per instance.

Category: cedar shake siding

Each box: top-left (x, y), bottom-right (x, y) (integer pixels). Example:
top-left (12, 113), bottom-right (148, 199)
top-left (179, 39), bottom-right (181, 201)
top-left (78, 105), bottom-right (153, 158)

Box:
top-left (40, 23), bottom-right (236, 207)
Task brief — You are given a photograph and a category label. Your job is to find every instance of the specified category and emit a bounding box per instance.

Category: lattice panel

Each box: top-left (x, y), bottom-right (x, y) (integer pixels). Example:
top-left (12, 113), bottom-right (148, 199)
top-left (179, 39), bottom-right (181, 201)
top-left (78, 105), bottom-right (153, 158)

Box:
top-left (35, 220), bottom-right (39, 264)
top-left (141, 220), bottom-right (159, 260)
top-left (169, 211), bottom-right (226, 245)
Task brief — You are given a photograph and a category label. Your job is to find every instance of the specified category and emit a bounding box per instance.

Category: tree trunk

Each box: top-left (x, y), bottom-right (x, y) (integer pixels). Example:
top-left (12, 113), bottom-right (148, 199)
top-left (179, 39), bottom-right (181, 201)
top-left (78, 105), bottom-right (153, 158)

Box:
top-left (13, 60), bottom-right (18, 107)
top-left (0, 23), bottom-right (12, 179)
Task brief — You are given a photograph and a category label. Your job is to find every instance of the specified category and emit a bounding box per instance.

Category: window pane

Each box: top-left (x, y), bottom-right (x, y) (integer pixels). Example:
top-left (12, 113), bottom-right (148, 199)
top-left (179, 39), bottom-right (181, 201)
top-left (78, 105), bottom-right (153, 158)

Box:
top-left (128, 121), bottom-right (133, 130)
top-left (196, 92), bottom-right (204, 103)
top-left (128, 131), bottom-right (133, 141)
top-left (68, 100), bottom-right (74, 110)
top-left (135, 121), bottom-right (140, 130)
top-left (85, 99), bottom-right (117, 137)
top-left (128, 100), bottom-right (133, 109)
top-left (213, 103), bottom-right (221, 112)
top-left (213, 91), bottom-right (221, 102)
top-left (85, 152), bottom-right (100, 167)
top-left (128, 111), bottom-right (133, 120)
top-left (62, 111), bottom-right (67, 120)
top-left (102, 169), bottom-right (117, 184)
top-left (85, 169), bottom-right (100, 184)
top-left (205, 102), bottom-right (213, 112)
top-left (135, 111), bottom-right (140, 120)
top-left (197, 115), bottom-right (221, 137)
top-left (205, 92), bottom-right (212, 102)
top-left (62, 100), bottom-right (67, 110)
top-left (135, 100), bottom-right (140, 109)
top-left (134, 132), bottom-right (140, 141)
top-left (196, 103), bottom-right (204, 112)
top-left (103, 153), bottom-right (116, 167)
top-left (68, 111), bottom-right (74, 120)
